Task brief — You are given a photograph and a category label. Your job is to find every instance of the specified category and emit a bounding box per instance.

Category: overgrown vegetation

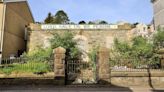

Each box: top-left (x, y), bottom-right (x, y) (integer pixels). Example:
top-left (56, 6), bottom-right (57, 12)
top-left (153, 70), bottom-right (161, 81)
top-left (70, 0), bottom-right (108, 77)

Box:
top-left (88, 46), bottom-right (99, 66)
top-left (0, 62), bottom-right (51, 75)
top-left (153, 28), bottom-right (164, 50)
top-left (23, 48), bottom-right (53, 60)
top-left (88, 46), bottom-right (99, 80)
top-left (0, 48), bottom-right (53, 75)
top-left (111, 28), bottom-right (164, 69)
top-left (0, 31), bottom-right (81, 75)
top-left (50, 32), bottom-right (81, 59)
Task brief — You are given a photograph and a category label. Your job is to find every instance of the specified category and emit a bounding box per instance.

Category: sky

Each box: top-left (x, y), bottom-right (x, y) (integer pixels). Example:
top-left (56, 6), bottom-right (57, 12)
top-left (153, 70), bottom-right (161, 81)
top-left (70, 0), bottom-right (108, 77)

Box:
top-left (28, 0), bottom-right (153, 24)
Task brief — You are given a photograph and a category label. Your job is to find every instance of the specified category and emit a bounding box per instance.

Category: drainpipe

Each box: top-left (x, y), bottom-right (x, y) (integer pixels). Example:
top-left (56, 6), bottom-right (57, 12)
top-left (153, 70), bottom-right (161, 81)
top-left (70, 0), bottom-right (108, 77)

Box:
top-left (0, 2), bottom-right (6, 63)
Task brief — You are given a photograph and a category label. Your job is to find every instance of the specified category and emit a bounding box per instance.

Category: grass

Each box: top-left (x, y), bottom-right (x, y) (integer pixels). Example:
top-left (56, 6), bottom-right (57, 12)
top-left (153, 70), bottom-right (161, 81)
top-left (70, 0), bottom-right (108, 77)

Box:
top-left (0, 62), bottom-right (51, 75)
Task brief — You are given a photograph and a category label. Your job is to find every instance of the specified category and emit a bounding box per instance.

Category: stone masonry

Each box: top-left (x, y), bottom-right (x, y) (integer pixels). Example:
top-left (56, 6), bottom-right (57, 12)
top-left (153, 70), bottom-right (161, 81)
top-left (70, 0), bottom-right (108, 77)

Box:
top-left (27, 24), bottom-right (131, 53)
top-left (158, 49), bottom-right (164, 68)
top-left (54, 47), bottom-right (66, 79)
top-left (97, 47), bottom-right (110, 84)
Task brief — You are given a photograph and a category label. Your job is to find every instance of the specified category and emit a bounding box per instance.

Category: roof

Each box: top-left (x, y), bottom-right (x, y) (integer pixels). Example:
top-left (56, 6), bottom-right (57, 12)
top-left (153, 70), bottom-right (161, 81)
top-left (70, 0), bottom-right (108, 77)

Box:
top-left (0, 0), bottom-right (26, 3)
top-left (151, 0), bottom-right (158, 3)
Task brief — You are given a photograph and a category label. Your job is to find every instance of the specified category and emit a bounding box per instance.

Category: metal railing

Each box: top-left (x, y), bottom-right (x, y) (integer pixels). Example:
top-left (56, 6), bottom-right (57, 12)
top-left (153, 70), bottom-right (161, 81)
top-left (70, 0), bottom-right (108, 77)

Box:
top-left (110, 58), bottom-right (164, 72)
top-left (0, 57), bottom-right (54, 75)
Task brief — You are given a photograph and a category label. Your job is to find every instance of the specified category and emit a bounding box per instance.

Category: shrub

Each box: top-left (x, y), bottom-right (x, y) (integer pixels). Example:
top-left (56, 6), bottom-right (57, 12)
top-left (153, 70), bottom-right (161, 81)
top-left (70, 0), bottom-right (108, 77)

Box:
top-left (50, 32), bottom-right (81, 59)
top-left (1, 67), bottom-right (13, 75)
top-left (23, 48), bottom-right (53, 60)
top-left (111, 36), bottom-right (160, 68)
top-left (153, 28), bottom-right (164, 49)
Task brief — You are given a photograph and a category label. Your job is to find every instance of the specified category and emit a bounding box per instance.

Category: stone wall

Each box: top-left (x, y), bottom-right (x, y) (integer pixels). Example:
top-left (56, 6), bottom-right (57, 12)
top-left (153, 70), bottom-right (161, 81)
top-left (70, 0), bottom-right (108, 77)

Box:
top-left (111, 71), bottom-right (164, 88)
top-left (27, 24), bottom-right (131, 53)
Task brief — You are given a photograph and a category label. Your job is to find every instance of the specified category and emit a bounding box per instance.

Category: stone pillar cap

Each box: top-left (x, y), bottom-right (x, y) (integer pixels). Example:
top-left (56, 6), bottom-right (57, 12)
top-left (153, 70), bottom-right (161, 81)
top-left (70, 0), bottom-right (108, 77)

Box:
top-left (54, 47), bottom-right (66, 54)
top-left (158, 49), bottom-right (164, 54)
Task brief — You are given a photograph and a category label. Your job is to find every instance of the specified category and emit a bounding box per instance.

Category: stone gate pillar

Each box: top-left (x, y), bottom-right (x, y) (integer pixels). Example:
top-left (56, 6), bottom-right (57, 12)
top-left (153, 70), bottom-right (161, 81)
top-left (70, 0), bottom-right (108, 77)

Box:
top-left (97, 47), bottom-right (111, 84)
top-left (158, 49), bottom-right (164, 68)
top-left (54, 47), bottom-right (66, 85)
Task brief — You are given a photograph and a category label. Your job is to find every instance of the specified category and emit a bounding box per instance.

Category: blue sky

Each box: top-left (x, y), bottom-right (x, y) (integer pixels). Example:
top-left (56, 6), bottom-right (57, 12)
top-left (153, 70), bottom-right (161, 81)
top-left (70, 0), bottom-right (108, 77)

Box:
top-left (28, 0), bottom-right (153, 24)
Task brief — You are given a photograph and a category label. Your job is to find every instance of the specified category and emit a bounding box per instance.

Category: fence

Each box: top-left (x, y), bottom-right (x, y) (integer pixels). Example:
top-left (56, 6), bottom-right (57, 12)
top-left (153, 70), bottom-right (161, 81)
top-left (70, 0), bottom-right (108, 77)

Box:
top-left (110, 58), bottom-right (164, 72)
top-left (0, 57), bottom-right (54, 75)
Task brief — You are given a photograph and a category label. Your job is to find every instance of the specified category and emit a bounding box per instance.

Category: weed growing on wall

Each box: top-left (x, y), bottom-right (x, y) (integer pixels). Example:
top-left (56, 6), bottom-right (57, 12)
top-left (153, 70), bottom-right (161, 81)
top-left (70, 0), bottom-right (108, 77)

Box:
top-left (110, 29), bottom-right (164, 69)
top-left (88, 46), bottom-right (99, 80)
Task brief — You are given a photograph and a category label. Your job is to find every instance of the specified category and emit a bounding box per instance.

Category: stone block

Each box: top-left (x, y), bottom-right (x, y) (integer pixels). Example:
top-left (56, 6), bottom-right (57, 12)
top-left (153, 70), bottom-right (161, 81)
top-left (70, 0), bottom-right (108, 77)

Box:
top-left (56, 64), bottom-right (64, 69)
top-left (99, 68), bottom-right (110, 74)
top-left (59, 69), bottom-right (65, 75)
top-left (54, 54), bottom-right (65, 59)
top-left (55, 59), bottom-right (64, 64)
top-left (54, 47), bottom-right (66, 54)
top-left (55, 71), bottom-right (59, 75)
top-left (99, 74), bottom-right (110, 79)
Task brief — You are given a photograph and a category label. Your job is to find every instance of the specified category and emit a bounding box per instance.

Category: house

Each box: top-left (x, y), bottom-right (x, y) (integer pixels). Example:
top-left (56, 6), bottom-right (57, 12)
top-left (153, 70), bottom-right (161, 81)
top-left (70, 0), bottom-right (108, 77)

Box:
top-left (0, 0), bottom-right (34, 58)
top-left (151, 0), bottom-right (164, 29)
top-left (131, 23), bottom-right (154, 38)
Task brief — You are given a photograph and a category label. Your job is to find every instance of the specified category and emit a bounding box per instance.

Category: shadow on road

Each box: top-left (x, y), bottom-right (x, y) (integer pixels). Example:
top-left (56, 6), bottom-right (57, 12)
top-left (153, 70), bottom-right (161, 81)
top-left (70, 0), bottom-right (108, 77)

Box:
top-left (0, 78), bottom-right (133, 92)
top-left (151, 90), bottom-right (164, 92)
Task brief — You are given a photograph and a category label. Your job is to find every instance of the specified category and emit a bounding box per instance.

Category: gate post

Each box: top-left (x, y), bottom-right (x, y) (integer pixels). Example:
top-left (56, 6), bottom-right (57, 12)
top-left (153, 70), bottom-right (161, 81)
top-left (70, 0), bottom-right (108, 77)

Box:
top-left (54, 47), bottom-right (66, 85)
top-left (97, 47), bottom-right (111, 85)
top-left (158, 49), bottom-right (164, 68)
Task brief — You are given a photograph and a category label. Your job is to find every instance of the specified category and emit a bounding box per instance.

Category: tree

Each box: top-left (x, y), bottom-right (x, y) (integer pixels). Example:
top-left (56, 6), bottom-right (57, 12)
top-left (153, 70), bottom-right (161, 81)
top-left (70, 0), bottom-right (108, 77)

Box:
top-left (44, 12), bottom-right (54, 24)
top-left (50, 32), bottom-right (80, 59)
top-left (69, 22), bottom-right (76, 24)
top-left (53, 10), bottom-right (70, 24)
top-left (79, 21), bottom-right (86, 24)
top-left (131, 22), bottom-right (139, 28)
top-left (99, 21), bottom-right (108, 24)
top-left (88, 21), bottom-right (95, 24)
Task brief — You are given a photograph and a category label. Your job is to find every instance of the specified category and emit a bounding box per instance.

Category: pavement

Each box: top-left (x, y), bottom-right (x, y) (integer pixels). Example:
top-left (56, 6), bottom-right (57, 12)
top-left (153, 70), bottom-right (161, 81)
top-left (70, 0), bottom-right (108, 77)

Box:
top-left (0, 85), bottom-right (164, 92)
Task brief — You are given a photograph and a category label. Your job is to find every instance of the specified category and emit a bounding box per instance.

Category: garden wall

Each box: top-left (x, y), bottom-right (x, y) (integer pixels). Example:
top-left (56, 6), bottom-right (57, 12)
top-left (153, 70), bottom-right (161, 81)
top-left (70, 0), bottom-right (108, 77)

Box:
top-left (1, 71), bottom-right (164, 87)
top-left (111, 71), bottom-right (164, 88)
top-left (27, 24), bottom-right (131, 52)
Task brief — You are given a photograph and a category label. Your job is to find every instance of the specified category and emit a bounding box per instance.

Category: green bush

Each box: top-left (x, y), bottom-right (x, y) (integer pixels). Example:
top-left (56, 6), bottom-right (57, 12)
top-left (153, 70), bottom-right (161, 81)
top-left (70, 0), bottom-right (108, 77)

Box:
top-left (153, 28), bottom-right (164, 49)
top-left (0, 67), bottom-right (13, 75)
top-left (0, 48), bottom-right (53, 75)
top-left (50, 32), bottom-right (81, 59)
top-left (111, 35), bottom-right (160, 68)
top-left (88, 46), bottom-right (99, 80)
top-left (23, 48), bottom-right (52, 60)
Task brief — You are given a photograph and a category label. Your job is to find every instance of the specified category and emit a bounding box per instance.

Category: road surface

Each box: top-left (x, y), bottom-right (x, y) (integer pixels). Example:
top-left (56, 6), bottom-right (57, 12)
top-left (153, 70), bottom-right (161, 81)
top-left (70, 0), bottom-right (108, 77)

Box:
top-left (0, 85), bottom-right (164, 92)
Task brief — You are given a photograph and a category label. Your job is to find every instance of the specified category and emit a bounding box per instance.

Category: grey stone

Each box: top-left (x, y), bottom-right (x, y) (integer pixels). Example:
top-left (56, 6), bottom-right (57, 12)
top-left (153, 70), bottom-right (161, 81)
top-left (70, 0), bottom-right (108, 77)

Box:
top-left (73, 78), bottom-right (83, 84)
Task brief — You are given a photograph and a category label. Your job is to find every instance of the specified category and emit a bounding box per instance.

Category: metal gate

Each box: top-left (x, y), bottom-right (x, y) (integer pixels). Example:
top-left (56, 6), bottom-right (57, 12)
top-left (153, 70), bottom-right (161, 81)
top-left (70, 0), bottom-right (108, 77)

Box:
top-left (65, 59), bottom-right (98, 85)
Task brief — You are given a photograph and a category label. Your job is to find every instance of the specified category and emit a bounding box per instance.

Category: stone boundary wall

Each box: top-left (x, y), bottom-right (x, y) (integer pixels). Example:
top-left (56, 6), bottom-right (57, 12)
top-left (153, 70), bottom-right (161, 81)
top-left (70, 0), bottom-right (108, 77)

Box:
top-left (111, 71), bottom-right (164, 88)
top-left (0, 71), bottom-right (164, 87)
top-left (27, 24), bottom-right (131, 52)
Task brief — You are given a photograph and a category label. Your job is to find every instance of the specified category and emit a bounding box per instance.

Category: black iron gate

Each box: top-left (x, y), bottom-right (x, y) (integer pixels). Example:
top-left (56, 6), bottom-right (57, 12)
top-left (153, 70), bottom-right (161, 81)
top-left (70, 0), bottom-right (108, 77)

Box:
top-left (65, 59), bottom-right (98, 85)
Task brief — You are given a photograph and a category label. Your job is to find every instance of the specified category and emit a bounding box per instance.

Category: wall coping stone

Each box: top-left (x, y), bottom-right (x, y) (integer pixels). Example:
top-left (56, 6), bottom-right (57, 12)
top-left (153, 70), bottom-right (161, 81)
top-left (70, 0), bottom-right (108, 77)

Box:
top-left (111, 71), bottom-right (164, 77)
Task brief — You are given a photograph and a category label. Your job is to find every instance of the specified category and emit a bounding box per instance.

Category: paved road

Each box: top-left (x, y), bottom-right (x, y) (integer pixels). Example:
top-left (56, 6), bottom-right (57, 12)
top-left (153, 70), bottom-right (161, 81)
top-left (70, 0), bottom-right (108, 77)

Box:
top-left (0, 85), bottom-right (164, 92)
